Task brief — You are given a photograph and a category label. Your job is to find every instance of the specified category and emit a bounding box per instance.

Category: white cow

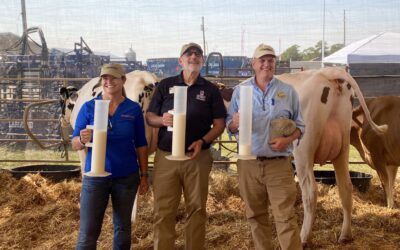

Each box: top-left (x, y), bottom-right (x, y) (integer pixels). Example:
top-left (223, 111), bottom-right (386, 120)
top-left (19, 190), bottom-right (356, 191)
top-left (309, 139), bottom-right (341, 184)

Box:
top-left (60, 70), bottom-right (159, 174)
top-left (276, 67), bottom-right (387, 245)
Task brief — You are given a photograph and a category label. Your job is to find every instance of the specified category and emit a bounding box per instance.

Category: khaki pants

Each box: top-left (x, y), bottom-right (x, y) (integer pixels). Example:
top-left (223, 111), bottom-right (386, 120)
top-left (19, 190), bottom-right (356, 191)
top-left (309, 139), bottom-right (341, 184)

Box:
top-left (237, 157), bottom-right (302, 250)
top-left (153, 149), bottom-right (213, 250)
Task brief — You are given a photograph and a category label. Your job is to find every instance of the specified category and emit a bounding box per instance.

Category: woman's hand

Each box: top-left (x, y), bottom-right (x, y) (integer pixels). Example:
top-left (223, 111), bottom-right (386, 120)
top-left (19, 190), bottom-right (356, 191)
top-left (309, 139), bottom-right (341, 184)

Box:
top-left (79, 128), bottom-right (92, 144)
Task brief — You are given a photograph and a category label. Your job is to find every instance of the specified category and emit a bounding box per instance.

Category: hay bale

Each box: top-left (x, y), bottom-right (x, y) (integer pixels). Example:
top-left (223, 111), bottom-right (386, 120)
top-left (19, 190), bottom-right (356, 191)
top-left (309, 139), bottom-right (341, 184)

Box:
top-left (0, 170), bottom-right (399, 249)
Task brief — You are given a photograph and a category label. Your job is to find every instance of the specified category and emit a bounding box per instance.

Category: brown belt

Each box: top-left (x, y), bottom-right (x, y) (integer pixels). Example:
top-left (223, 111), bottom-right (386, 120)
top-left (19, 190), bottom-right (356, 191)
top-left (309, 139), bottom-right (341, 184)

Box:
top-left (256, 156), bottom-right (287, 161)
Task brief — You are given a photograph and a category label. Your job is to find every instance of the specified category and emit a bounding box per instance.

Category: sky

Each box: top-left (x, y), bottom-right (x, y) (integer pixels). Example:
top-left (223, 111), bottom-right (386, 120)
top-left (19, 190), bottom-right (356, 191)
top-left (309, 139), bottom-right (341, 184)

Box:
top-left (0, 0), bottom-right (399, 62)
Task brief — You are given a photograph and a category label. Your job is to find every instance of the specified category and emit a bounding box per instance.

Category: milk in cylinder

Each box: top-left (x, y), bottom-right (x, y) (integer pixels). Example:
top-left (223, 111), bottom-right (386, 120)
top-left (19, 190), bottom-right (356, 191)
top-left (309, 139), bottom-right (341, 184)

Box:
top-left (171, 113), bottom-right (186, 157)
top-left (91, 130), bottom-right (107, 174)
top-left (239, 144), bottom-right (252, 156)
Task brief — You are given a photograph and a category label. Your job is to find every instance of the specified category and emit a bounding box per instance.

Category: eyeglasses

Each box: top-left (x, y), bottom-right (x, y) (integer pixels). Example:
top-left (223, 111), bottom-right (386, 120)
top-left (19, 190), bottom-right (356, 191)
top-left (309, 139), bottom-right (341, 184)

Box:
top-left (184, 50), bottom-right (203, 57)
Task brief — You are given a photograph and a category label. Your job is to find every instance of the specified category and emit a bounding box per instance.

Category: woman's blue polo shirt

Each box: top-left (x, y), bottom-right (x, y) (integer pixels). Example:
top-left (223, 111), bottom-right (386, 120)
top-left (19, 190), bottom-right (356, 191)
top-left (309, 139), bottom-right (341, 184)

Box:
top-left (72, 96), bottom-right (147, 177)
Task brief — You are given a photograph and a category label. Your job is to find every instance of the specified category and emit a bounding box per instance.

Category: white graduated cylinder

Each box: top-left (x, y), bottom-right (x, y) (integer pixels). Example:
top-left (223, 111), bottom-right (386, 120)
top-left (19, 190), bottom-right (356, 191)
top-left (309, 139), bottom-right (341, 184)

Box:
top-left (166, 86), bottom-right (190, 160)
top-left (238, 86), bottom-right (254, 158)
top-left (86, 99), bottom-right (111, 176)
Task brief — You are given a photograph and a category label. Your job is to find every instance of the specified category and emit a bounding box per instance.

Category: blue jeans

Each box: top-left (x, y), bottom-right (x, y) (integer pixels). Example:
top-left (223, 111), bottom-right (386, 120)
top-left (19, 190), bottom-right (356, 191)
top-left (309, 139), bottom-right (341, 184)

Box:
top-left (76, 173), bottom-right (139, 250)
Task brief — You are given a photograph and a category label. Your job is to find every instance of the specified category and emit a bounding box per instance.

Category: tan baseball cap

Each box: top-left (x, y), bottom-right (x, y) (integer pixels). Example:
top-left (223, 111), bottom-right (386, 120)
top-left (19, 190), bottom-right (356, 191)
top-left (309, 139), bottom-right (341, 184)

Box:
top-left (100, 63), bottom-right (125, 78)
top-left (180, 42), bottom-right (203, 57)
top-left (253, 43), bottom-right (276, 58)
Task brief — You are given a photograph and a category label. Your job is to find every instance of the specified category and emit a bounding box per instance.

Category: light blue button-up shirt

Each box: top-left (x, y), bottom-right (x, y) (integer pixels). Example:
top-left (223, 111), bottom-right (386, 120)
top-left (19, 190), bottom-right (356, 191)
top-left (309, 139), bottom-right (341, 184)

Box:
top-left (226, 76), bottom-right (305, 157)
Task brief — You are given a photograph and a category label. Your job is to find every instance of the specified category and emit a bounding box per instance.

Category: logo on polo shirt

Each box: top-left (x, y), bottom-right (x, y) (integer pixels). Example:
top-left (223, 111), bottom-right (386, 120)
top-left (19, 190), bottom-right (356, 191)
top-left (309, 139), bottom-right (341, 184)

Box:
top-left (276, 91), bottom-right (287, 99)
top-left (196, 90), bottom-right (206, 101)
top-left (121, 114), bottom-right (135, 120)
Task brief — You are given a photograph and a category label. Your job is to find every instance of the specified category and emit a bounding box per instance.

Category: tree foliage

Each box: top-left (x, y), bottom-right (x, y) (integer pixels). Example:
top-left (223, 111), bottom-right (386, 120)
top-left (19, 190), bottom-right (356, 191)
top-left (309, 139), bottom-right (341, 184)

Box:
top-left (280, 45), bottom-right (302, 61)
top-left (280, 41), bottom-right (344, 61)
top-left (329, 43), bottom-right (345, 54)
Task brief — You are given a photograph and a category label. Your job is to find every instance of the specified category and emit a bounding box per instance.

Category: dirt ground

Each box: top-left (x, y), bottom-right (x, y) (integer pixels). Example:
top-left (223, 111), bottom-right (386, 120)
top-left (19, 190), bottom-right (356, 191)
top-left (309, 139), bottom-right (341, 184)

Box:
top-left (0, 170), bottom-right (399, 250)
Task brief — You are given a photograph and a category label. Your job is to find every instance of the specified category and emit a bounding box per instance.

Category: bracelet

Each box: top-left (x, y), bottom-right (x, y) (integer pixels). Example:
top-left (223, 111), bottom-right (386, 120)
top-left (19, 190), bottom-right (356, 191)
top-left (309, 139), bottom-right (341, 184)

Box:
top-left (79, 136), bottom-right (85, 147)
top-left (200, 138), bottom-right (207, 144)
top-left (140, 172), bottom-right (149, 177)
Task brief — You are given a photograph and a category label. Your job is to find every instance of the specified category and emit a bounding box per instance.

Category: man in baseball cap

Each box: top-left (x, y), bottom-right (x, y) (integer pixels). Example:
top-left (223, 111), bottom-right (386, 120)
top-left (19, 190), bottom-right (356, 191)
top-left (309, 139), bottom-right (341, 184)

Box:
top-left (147, 42), bottom-right (226, 249)
top-left (226, 43), bottom-right (304, 250)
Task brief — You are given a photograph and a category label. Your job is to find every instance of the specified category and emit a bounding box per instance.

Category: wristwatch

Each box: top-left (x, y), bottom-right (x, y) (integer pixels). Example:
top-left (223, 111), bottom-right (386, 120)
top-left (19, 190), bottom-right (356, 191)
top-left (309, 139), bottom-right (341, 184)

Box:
top-left (140, 172), bottom-right (149, 177)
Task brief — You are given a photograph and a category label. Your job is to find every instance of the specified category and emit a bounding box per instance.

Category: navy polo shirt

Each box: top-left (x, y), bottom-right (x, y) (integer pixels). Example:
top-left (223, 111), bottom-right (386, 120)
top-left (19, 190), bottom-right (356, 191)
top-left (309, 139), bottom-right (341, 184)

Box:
top-left (147, 72), bottom-right (226, 152)
top-left (72, 96), bottom-right (147, 177)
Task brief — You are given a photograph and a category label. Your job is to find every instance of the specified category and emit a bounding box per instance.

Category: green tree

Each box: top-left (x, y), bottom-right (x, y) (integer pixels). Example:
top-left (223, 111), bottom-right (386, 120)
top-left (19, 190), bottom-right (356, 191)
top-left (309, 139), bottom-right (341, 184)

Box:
top-left (282, 41), bottom-right (345, 61)
top-left (301, 47), bottom-right (318, 61)
top-left (281, 45), bottom-right (303, 61)
top-left (302, 40), bottom-right (329, 61)
top-left (328, 43), bottom-right (345, 55)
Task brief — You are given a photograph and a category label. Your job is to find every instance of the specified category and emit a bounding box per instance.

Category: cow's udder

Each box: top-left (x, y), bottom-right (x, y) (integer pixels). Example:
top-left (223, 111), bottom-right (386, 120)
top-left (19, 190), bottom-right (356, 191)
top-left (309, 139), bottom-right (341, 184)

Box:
top-left (314, 118), bottom-right (342, 164)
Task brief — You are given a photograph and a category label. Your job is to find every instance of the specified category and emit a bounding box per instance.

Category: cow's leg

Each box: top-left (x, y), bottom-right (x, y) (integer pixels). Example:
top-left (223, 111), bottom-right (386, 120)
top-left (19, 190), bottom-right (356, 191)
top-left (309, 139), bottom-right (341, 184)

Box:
top-left (294, 147), bottom-right (317, 246)
top-left (332, 144), bottom-right (353, 243)
top-left (375, 163), bottom-right (392, 207)
top-left (298, 164), bottom-right (317, 246)
top-left (384, 165), bottom-right (398, 208)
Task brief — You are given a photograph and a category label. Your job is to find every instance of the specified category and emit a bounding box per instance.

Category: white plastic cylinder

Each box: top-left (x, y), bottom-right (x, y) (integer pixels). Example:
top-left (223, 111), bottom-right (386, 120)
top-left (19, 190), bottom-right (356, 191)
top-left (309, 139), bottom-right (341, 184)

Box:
top-left (85, 99), bottom-right (111, 176)
top-left (166, 86), bottom-right (190, 161)
top-left (238, 86), bottom-right (255, 159)
top-left (173, 86), bottom-right (187, 114)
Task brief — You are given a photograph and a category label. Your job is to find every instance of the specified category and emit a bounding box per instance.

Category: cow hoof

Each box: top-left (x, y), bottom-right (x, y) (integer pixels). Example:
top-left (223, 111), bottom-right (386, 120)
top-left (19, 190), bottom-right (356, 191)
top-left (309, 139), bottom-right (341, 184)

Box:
top-left (338, 237), bottom-right (353, 244)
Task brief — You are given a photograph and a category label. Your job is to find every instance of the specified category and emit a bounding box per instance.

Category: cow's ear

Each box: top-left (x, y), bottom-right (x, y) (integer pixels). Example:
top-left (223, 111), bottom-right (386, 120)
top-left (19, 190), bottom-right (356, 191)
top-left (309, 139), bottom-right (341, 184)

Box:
top-left (60, 87), bottom-right (68, 100)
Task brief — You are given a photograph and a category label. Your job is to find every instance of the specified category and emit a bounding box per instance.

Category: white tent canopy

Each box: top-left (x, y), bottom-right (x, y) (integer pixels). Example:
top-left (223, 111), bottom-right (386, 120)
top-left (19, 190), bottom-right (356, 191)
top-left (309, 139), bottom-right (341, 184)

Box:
top-left (323, 32), bottom-right (400, 65)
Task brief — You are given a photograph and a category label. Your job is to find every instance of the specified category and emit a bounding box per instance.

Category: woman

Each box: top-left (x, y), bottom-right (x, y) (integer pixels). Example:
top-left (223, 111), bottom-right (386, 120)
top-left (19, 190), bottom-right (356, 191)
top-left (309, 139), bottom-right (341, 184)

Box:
top-left (72, 63), bottom-right (148, 250)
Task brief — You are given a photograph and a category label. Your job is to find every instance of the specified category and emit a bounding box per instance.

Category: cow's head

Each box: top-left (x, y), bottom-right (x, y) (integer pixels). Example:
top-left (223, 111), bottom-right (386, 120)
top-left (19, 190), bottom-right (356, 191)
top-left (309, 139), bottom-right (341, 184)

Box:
top-left (59, 86), bottom-right (79, 127)
top-left (60, 86), bottom-right (78, 113)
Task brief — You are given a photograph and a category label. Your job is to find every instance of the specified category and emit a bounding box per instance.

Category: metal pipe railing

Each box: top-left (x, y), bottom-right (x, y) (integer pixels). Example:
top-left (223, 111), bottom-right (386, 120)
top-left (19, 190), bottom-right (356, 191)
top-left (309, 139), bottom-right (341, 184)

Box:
top-left (0, 118), bottom-right (59, 122)
top-left (0, 76), bottom-right (371, 166)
